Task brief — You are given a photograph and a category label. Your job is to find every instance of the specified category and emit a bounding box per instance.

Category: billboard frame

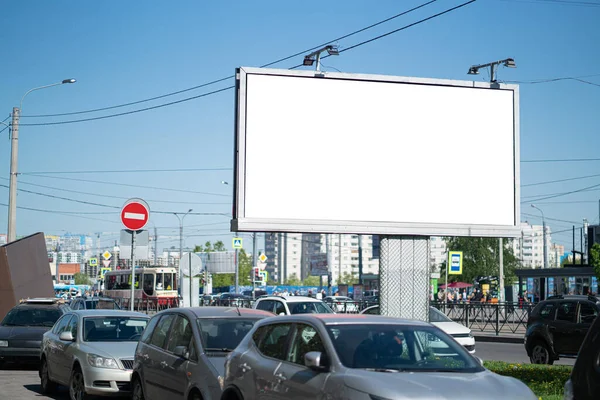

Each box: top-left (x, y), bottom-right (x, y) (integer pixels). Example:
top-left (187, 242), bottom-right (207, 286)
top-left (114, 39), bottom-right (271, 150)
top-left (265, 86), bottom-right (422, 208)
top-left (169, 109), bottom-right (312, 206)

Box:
top-left (232, 67), bottom-right (520, 238)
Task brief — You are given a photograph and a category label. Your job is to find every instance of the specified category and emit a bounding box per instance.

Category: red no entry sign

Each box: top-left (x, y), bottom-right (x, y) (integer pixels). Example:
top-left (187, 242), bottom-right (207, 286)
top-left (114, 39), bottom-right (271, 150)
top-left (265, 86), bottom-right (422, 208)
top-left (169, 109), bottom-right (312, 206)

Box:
top-left (121, 199), bottom-right (150, 230)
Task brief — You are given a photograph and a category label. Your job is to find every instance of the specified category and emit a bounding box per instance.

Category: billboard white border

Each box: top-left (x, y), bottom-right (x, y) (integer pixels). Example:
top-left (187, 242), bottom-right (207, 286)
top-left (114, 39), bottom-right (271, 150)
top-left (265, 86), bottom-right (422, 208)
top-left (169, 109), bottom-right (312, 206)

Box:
top-left (232, 67), bottom-right (520, 238)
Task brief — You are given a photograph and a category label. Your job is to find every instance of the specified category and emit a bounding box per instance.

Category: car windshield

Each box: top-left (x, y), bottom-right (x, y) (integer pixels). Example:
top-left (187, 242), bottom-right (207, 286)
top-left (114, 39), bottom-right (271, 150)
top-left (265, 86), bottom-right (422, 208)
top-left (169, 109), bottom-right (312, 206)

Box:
top-left (289, 302), bottom-right (334, 314)
top-left (429, 307), bottom-right (452, 323)
top-left (197, 318), bottom-right (260, 351)
top-left (326, 324), bottom-right (482, 373)
top-left (85, 300), bottom-right (120, 310)
top-left (1, 307), bottom-right (61, 327)
top-left (83, 317), bottom-right (148, 342)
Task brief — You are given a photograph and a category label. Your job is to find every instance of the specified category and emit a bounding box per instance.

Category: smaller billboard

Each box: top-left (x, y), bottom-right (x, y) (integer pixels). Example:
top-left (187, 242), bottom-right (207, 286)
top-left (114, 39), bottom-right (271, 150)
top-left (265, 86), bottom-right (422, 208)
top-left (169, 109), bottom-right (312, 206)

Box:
top-left (310, 253), bottom-right (328, 276)
top-left (448, 251), bottom-right (463, 275)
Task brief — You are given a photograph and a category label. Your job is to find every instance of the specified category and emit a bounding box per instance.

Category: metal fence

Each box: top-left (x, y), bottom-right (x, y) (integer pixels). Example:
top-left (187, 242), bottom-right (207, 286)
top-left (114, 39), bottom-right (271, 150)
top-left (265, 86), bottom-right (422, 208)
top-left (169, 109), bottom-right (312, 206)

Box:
top-left (430, 301), bottom-right (534, 336)
top-left (106, 296), bottom-right (531, 336)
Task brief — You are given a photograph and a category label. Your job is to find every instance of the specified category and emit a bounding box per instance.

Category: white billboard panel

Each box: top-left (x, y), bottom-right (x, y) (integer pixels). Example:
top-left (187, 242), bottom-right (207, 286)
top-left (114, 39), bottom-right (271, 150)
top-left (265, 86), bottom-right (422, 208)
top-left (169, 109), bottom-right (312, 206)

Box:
top-left (233, 67), bottom-right (520, 237)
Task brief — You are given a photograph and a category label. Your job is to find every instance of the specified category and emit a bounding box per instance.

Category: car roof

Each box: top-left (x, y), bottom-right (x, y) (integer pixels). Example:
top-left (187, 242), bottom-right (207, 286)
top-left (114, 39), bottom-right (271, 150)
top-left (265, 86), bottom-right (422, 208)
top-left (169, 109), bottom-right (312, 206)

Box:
top-left (69, 310), bottom-right (148, 318)
top-left (269, 313), bottom-right (431, 326)
top-left (158, 306), bottom-right (274, 318)
top-left (80, 297), bottom-right (116, 301)
top-left (259, 296), bottom-right (322, 303)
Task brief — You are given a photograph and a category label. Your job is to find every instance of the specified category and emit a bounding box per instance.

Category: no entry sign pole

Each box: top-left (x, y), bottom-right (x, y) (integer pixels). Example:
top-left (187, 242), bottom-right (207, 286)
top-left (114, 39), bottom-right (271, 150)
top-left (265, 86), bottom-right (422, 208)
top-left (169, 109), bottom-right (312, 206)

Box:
top-left (121, 198), bottom-right (150, 311)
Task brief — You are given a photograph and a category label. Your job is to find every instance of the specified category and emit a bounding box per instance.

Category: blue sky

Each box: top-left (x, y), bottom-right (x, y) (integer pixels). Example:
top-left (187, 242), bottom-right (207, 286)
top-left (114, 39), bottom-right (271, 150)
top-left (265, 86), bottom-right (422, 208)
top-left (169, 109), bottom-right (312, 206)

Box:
top-left (0, 0), bottom-right (599, 252)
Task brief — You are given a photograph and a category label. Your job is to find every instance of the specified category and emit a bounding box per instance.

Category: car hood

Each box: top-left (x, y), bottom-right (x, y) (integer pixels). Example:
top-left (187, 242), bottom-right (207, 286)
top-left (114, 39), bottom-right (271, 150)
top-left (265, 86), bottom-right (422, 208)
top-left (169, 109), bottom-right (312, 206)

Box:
top-left (344, 369), bottom-right (536, 400)
top-left (0, 325), bottom-right (50, 340)
top-left (431, 321), bottom-right (471, 336)
top-left (81, 341), bottom-right (138, 360)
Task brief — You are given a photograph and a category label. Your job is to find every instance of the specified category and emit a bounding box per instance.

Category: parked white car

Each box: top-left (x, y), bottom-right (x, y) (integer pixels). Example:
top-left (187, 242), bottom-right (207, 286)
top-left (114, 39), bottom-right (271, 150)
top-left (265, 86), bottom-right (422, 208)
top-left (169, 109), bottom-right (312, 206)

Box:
top-left (361, 305), bottom-right (476, 354)
top-left (253, 295), bottom-right (335, 315)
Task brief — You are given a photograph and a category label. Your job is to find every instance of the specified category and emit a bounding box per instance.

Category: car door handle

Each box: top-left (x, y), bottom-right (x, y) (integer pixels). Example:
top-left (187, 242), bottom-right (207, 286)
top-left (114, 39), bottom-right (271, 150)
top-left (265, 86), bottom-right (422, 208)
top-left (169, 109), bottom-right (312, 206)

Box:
top-left (160, 361), bottom-right (168, 368)
top-left (274, 373), bottom-right (287, 382)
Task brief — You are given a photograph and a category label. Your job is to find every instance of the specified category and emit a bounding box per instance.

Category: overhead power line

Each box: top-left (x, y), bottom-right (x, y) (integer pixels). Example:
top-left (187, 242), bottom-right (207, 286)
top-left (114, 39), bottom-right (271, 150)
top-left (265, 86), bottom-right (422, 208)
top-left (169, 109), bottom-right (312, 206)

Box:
top-left (19, 0), bottom-right (476, 127)
top-left (20, 1), bottom-right (439, 120)
top-left (522, 173), bottom-right (600, 187)
top-left (521, 212), bottom-right (583, 226)
top-left (521, 182), bottom-right (600, 201)
top-left (522, 158), bottom-right (600, 163)
top-left (23, 174), bottom-right (231, 197)
top-left (499, 0), bottom-right (600, 7)
top-left (21, 167), bottom-right (232, 174)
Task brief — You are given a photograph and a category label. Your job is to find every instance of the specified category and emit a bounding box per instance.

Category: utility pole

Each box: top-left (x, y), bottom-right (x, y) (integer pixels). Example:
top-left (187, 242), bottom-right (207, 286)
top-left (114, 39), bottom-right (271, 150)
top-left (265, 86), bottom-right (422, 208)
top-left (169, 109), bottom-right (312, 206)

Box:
top-left (7, 107), bottom-right (19, 243)
top-left (358, 235), bottom-right (363, 285)
top-left (338, 234), bottom-right (342, 287)
top-left (326, 234), bottom-right (331, 295)
top-left (499, 238), bottom-right (504, 302)
top-left (154, 226), bottom-right (158, 265)
top-left (252, 232), bottom-right (257, 300)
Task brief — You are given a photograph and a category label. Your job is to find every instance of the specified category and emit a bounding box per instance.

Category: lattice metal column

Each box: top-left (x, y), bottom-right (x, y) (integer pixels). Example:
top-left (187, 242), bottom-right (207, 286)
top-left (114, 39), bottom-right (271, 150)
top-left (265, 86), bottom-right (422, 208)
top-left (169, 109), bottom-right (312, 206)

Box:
top-left (380, 236), bottom-right (430, 321)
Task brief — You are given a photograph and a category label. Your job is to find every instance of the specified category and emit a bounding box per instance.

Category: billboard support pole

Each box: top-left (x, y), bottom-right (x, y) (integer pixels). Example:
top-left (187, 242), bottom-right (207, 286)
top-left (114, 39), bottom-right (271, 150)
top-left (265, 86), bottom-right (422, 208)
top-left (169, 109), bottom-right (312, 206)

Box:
top-left (252, 232), bottom-right (257, 300)
top-left (380, 236), bottom-right (429, 321)
top-left (499, 238), bottom-right (504, 302)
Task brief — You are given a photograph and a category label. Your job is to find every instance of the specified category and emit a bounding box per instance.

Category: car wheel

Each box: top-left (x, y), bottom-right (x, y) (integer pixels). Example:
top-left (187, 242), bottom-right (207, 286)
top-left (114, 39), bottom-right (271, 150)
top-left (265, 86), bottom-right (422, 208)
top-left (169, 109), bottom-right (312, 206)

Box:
top-left (69, 366), bottom-right (88, 400)
top-left (132, 376), bottom-right (145, 400)
top-left (40, 358), bottom-right (57, 394)
top-left (530, 341), bottom-right (554, 365)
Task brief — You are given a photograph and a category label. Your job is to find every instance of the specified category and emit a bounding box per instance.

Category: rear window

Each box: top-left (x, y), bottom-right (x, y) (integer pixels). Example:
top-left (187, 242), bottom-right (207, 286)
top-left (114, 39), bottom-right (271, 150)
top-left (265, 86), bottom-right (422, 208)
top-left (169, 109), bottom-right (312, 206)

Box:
top-left (1, 307), bottom-right (61, 327)
top-left (197, 318), bottom-right (260, 351)
top-left (86, 299), bottom-right (120, 310)
top-left (288, 302), bottom-right (333, 314)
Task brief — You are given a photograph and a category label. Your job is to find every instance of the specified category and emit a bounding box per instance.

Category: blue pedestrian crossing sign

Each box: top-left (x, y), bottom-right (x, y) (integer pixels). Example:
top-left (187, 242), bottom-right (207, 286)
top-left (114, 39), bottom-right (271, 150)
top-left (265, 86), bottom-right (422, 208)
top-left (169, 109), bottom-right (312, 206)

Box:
top-left (448, 251), bottom-right (463, 275)
top-left (89, 258), bottom-right (98, 267)
top-left (232, 237), bottom-right (243, 249)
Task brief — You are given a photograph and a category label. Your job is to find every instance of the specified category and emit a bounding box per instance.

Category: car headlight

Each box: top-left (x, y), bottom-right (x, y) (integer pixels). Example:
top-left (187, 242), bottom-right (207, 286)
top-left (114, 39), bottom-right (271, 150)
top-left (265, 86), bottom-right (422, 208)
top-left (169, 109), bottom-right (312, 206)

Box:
top-left (0, 340), bottom-right (8, 347)
top-left (218, 375), bottom-right (225, 390)
top-left (87, 354), bottom-right (119, 369)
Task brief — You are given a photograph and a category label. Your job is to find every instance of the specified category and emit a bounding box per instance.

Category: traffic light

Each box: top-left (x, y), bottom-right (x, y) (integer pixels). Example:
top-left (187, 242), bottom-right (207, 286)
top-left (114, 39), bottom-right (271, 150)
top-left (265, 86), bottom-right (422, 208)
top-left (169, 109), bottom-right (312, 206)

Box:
top-left (254, 268), bottom-right (261, 283)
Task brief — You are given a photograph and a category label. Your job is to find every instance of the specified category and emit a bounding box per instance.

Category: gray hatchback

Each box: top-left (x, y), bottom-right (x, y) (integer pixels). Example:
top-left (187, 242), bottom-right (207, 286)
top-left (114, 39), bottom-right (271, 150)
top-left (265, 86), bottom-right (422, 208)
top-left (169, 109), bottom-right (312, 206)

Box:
top-left (132, 307), bottom-right (273, 400)
top-left (220, 314), bottom-right (537, 400)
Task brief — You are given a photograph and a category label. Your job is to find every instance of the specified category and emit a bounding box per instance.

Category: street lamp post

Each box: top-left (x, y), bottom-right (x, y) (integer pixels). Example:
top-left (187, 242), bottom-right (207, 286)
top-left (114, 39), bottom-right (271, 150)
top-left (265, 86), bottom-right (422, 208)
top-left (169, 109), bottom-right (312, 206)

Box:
top-left (531, 204), bottom-right (548, 269)
top-left (174, 209), bottom-right (193, 295)
top-left (8, 79), bottom-right (76, 242)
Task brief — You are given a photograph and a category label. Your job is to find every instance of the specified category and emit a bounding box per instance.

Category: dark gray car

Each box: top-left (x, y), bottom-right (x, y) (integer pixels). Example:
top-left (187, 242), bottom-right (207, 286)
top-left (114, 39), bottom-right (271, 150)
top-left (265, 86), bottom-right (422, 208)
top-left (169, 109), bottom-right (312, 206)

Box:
top-left (220, 314), bottom-right (537, 400)
top-left (132, 307), bottom-right (274, 400)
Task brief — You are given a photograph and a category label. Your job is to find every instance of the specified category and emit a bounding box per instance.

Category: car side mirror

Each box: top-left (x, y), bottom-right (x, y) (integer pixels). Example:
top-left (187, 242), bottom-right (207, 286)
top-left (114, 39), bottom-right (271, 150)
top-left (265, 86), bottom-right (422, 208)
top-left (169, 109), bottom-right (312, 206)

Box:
top-left (59, 331), bottom-right (75, 342)
top-left (173, 346), bottom-right (189, 360)
top-left (304, 351), bottom-right (327, 371)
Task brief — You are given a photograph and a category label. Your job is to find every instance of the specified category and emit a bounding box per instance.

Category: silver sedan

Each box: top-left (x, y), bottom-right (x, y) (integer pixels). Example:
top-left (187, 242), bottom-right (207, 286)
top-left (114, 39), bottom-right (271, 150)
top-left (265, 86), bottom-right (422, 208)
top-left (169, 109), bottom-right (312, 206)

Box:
top-left (221, 314), bottom-right (537, 400)
top-left (39, 309), bottom-right (149, 399)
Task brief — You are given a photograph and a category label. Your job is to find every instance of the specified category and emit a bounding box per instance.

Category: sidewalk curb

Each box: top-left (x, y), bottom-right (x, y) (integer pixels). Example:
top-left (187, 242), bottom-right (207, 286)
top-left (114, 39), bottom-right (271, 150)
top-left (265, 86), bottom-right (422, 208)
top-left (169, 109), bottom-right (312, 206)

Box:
top-left (474, 335), bottom-right (523, 344)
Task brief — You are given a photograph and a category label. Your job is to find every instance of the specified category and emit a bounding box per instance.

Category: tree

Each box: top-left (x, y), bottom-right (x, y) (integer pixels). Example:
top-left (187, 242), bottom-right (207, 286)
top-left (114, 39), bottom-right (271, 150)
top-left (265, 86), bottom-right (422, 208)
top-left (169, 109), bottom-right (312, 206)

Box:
top-left (284, 274), bottom-right (302, 286)
top-left (440, 237), bottom-right (519, 285)
top-left (238, 249), bottom-right (252, 286)
top-left (214, 241), bottom-right (226, 251)
top-left (193, 245), bottom-right (204, 253)
top-left (211, 273), bottom-right (234, 288)
top-left (590, 243), bottom-right (600, 279)
top-left (204, 241), bottom-right (213, 253)
top-left (338, 272), bottom-right (358, 285)
top-left (302, 276), bottom-right (321, 286)
top-left (73, 272), bottom-right (92, 286)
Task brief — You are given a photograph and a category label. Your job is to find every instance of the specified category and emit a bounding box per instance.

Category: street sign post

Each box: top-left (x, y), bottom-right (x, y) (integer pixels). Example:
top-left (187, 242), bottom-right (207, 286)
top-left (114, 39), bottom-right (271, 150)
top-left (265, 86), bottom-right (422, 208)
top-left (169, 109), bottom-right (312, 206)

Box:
top-left (121, 198), bottom-right (150, 311)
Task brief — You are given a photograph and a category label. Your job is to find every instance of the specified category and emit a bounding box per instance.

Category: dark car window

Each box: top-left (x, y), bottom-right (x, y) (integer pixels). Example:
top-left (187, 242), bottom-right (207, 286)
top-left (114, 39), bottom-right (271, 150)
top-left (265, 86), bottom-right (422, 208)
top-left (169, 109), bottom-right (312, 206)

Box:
top-left (256, 323), bottom-right (291, 360)
top-left (274, 301), bottom-right (286, 315)
top-left (256, 300), bottom-right (274, 313)
top-left (141, 315), bottom-right (161, 344)
top-left (150, 314), bottom-right (176, 349)
top-left (579, 302), bottom-right (598, 324)
top-left (1, 307), bottom-right (62, 327)
top-left (167, 315), bottom-right (193, 353)
top-left (362, 306), bottom-right (380, 315)
top-left (197, 318), bottom-right (258, 351)
top-left (85, 299), bottom-right (120, 310)
top-left (289, 302), bottom-right (333, 314)
top-left (557, 302), bottom-right (577, 322)
top-left (539, 303), bottom-right (556, 320)
top-left (52, 315), bottom-right (72, 334)
top-left (287, 324), bottom-right (327, 365)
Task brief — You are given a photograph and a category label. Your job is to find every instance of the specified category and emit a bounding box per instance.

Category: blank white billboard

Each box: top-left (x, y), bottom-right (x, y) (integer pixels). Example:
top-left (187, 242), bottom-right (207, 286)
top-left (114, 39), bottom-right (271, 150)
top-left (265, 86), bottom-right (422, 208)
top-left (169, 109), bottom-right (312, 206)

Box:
top-left (233, 67), bottom-right (520, 237)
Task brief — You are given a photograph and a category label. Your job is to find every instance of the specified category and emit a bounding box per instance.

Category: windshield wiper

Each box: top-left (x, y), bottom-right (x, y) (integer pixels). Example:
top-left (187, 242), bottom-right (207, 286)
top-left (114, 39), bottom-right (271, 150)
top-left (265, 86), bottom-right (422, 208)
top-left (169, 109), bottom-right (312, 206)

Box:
top-left (204, 347), bottom-right (233, 352)
top-left (362, 368), bottom-right (402, 373)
